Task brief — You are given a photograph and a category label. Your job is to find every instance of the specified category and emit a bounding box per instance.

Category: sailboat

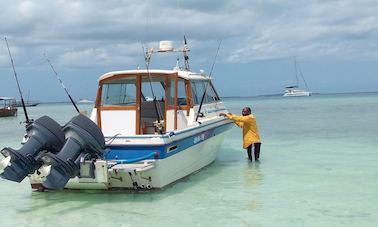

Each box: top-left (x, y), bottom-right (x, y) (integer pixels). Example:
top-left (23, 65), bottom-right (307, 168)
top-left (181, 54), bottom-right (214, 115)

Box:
top-left (16, 91), bottom-right (40, 107)
top-left (283, 57), bottom-right (312, 97)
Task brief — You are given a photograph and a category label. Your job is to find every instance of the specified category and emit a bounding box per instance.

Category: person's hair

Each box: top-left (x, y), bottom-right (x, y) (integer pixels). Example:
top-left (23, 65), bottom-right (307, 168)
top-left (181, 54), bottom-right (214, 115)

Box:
top-left (243, 106), bottom-right (251, 112)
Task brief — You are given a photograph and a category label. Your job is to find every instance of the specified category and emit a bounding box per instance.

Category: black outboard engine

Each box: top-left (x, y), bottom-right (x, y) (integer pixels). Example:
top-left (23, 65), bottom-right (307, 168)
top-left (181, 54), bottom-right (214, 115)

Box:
top-left (0, 116), bottom-right (65, 182)
top-left (40, 114), bottom-right (105, 189)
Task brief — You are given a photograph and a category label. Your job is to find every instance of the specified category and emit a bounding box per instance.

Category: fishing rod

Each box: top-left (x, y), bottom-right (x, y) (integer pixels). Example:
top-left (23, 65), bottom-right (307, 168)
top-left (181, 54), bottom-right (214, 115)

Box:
top-left (142, 44), bottom-right (164, 133)
top-left (44, 53), bottom-right (80, 113)
top-left (195, 40), bottom-right (222, 122)
top-left (4, 37), bottom-right (31, 125)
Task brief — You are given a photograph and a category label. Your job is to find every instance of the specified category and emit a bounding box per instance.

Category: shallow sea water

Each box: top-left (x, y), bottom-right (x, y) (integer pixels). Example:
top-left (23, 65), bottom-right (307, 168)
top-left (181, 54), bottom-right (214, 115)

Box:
top-left (0, 94), bottom-right (377, 226)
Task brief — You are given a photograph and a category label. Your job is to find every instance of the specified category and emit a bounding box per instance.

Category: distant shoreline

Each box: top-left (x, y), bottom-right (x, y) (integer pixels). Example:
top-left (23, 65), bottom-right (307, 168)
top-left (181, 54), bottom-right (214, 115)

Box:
top-left (222, 90), bottom-right (378, 99)
top-left (32, 91), bottom-right (378, 104)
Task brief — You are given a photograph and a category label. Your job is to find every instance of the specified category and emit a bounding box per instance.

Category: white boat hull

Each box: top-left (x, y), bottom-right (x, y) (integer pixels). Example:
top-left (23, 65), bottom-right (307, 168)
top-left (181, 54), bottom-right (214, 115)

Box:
top-left (109, 129), bottom-right (228, 189)
top-left (29, 122), bottom-right (232, 190)
top-left (283, 91), bottom-right (312, 97)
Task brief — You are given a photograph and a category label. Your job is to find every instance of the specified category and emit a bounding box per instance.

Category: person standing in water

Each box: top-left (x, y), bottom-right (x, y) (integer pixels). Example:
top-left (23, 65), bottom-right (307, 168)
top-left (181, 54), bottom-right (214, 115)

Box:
top-left (220, 107), bottom-right (261, 161)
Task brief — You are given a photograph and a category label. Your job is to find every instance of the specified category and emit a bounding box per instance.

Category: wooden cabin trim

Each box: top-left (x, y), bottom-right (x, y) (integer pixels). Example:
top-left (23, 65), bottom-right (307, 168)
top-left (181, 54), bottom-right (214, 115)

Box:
top-left (96, 71), bottom-right (181, 134)
top-left (99, 72), bottom-right (178, 84)
top-left (100, 74), bottom-right (136, 83)
top-left (185, 80), bottom-right (193, 116)
top-left (174, 75), bottom-right (178, 130)
top-left (95, 85), bottom-right (103, 129)
top-left (99, 106), bottom-right (137, 111)
top-left (164, 77), bottom-right (168, 132)
top-left (136, 76), bottom-right (141, 135)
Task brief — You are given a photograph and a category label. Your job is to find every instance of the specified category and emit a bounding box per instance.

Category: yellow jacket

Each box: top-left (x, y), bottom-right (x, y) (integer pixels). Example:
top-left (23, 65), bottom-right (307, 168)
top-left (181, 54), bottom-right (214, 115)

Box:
top-left (226, 113), bottom-right (261, 148)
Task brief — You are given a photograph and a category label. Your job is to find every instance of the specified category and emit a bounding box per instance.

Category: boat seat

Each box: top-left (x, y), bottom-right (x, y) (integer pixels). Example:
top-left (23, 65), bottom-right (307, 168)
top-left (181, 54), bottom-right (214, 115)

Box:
top-left (141, 101), bottom-right (165, 119)
top-left (140, 101), bottom-right (165, 134)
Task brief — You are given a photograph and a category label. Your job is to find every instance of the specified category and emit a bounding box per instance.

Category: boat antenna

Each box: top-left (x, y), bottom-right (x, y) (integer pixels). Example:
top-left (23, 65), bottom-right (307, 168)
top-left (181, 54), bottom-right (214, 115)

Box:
top-left (195, 40), bottom-right (222, 122)
top-left (4, 37), bottom-right (31, 125)
top-left (183, 36), bottom-right (190, 70)
top-left (44, 53), bottom-right (80, 113)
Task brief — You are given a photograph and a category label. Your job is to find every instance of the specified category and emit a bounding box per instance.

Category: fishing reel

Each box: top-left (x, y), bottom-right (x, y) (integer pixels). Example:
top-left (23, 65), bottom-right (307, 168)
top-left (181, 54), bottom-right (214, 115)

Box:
top-left (153, 120), bottom-right (164, 134)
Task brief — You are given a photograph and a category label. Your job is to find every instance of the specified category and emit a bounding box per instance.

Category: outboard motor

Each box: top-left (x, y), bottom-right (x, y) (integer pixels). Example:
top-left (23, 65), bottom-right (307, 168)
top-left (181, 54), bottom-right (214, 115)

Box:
top-left (0, 116), bottom-right (65, 182)
top-left (39, 114), bottom-right (105, 189)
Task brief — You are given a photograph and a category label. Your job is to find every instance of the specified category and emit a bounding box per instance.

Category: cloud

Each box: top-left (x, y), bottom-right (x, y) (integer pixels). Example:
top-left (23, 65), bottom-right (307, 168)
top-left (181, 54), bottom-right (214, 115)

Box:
top-left (226, 0), bottom-right (378, 62)
top-left (1, 0), bottom-right (378, 69)
top-left (56, 43), bottom-right (142, 68)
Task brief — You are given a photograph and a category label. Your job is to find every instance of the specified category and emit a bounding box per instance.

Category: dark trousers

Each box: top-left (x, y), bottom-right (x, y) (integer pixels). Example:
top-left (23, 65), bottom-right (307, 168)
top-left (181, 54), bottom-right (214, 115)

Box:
top-left (247, 143), bottom-right (261, 161)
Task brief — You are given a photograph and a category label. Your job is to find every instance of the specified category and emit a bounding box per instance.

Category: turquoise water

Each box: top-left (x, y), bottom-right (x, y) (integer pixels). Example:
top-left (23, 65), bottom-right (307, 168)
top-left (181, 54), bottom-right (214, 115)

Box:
top-left (0, 94), bottom-right (377, 226)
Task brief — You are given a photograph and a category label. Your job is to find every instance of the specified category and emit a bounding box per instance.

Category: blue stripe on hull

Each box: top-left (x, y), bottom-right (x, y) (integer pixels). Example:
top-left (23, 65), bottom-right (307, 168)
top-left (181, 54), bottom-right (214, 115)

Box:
top-left (104, 122), bottom-right (233, 161)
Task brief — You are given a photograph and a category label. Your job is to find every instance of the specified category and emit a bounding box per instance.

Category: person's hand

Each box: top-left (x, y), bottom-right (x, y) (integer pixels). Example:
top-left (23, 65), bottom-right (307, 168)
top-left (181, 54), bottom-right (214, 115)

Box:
top-left (219, 113), bottom-right (226, 117)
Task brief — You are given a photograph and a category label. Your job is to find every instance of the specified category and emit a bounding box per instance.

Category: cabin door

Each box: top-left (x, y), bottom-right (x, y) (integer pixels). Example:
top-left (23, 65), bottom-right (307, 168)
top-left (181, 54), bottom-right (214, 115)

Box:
top-left (165, 74), bottom-right (178, 131)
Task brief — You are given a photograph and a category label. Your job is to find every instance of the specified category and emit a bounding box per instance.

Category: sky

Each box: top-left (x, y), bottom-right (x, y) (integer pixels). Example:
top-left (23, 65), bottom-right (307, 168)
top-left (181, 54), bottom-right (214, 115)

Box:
top-left (1, 0), bottom-right (378, 102)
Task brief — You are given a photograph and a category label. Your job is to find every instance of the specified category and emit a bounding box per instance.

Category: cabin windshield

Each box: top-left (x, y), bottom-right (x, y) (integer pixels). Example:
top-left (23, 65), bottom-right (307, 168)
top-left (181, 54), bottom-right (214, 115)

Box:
top-left (141, 76), bottom-right (165, 102)
top-left (190, 80), bottom-right (220, 104)
top-left (101, 77), bottom-right (137, 106)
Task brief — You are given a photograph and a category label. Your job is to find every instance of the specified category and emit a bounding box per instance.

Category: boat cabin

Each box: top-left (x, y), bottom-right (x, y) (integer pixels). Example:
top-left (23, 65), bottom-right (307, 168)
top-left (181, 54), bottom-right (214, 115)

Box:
top-left (0, 97), bottom-right (17, 117)
top-left (92, 70), bottom-right (220, 136)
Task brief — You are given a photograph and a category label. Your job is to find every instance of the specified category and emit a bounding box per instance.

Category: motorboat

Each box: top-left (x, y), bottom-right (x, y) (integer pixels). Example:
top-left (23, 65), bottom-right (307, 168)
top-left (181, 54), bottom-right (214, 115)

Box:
top-left (78, 99), bottom-right (94, 104)
top-left (283, 57), bottom-right (312, 97)
top-left (0, 97), bottom-right (17, 117)
top-left (0, 40), bottom-right (233, 191)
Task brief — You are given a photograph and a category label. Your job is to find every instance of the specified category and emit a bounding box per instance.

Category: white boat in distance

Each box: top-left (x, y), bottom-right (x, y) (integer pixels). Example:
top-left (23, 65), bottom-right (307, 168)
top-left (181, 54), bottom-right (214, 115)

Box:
top-left (283, 57), bottom-right (312, 97)
top-left (78, 99), bottom-right (94, 104)
top-left (0, 40), bottom-right (233, 191)
top-left (283, 86), bottom-right (311, 97)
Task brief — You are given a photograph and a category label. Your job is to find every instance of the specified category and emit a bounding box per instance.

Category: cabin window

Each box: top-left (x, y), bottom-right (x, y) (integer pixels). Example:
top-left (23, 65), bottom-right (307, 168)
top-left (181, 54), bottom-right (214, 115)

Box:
top-left (101, 77), bottom-right (137, 106)
top-left (141, 76), bottom-right (165, 102)
top-left (208, 83), bottom-right (221, 102)
top-left (177, 79), bottom-right (187, 105)
top-left (190, 80), bottom-right (220, 104)
top-left (166, 78), bottom-right (175, 106)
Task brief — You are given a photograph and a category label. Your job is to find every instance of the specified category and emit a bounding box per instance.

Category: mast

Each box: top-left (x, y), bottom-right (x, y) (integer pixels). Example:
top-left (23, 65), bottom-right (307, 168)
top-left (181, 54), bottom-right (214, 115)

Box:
top-left (293, 56), bottom-right (299, 87)
top-left (294, 56), bottom-right (310, 91)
